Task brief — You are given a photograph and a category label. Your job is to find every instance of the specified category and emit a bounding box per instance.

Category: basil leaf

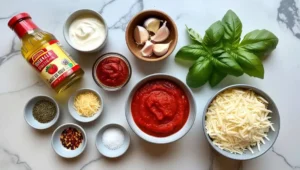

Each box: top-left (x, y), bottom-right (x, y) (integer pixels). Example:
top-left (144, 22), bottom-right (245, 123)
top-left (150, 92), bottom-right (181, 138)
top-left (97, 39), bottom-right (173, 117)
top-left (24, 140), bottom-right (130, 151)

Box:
top-left (209, 69), bottom-right (227, 87)
top-left (239, 29), bottom-right (279, 58)
top-left (203, 21), bottom-right (225, 45)
top-left (233, 50), bottom-right (264, 78)
top-left (212, 48), bottom-right (225, 56)
top-left (175, 44), bottom-right (208, 61)
top-left (186, 56), bottom-right (213, 88)
top-left (212, 52), bottom-right (243, 76)
top-left (210, 41), bottom-right (225, 56)
top-left (186, 25), bottom-right (202, 44)
top-left (222, 10), bottom-right (242, 44)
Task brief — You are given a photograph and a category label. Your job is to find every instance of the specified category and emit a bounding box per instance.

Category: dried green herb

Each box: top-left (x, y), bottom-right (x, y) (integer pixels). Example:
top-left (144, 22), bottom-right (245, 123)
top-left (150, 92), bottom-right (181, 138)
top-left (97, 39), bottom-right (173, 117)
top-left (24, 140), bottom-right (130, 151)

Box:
top-left (32, 100), bottom-right (57, 123)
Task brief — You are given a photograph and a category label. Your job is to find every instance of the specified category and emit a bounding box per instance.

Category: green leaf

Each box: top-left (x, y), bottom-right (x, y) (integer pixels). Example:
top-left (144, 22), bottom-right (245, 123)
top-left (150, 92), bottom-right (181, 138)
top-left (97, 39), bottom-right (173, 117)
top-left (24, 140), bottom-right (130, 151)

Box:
top-left (209, 69), bottom-right (227, 87)
top-left (186, 25), bottom-right (202, 44)
top-left (175, 44), bottom-right (208, 61)
top-left (186, 56), bottom-right (213, 88)
top-left (203, 21), bottom-right (225, 45)
top-left (222, 10), bottom-right (242, 44)
top-left (212, 52), bottom-right (243, 76)
top-left (210, 41), bottom-right (225, 56)
top-left (239, 29), bottom-right (279, 58)
top-left (232, 50), bottom-right (264, 78)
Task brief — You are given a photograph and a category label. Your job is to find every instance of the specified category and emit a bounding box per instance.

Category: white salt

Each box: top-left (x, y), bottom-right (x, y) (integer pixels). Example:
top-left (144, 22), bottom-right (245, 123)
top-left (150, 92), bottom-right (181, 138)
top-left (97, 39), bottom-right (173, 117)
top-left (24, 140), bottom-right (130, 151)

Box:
top-left (102, 127), bottom-right (125, 150)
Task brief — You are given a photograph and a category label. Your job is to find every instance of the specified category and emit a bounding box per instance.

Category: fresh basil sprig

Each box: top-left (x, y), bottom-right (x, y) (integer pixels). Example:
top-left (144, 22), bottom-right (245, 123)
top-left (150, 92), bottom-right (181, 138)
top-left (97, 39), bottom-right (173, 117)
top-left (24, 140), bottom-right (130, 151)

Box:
top-left (175, 10), bottom-right (279, 88)
top-left (185, 25), bottom-right (203, 44)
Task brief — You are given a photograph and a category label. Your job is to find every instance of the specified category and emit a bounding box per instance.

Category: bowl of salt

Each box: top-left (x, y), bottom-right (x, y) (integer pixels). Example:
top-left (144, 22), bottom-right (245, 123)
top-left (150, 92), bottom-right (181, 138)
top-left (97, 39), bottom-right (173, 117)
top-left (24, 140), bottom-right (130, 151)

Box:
top-left (95, 123), bottom-right (131, 158)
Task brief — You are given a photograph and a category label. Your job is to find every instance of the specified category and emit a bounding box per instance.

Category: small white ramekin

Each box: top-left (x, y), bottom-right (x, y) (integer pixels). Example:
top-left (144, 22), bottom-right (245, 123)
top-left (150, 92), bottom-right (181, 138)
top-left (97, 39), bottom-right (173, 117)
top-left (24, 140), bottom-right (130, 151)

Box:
top-left (63, 9), bottom-right (108, 53)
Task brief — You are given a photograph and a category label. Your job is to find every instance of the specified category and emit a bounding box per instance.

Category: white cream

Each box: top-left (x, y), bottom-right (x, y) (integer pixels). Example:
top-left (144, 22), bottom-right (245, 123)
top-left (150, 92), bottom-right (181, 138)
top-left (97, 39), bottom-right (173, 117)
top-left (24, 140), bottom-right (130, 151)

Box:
top-left (69, 15), bottom-right (106, 51)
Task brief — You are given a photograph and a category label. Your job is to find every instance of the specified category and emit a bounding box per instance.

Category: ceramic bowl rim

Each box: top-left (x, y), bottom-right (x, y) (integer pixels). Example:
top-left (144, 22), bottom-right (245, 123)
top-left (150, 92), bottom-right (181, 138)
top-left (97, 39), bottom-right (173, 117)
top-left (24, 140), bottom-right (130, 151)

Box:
top-left (125, 73), bottom-right (197, 144)
top-left (95, 123), bottom-right (131, 158)
top-left (51, 123), bottom-right (87, 158)
top-left (68, 88), bottom-right (104, 123)
top-left (23, 95), bottom-right (60, 130)
top-left (63, 9), bottom-right (108, 53)
top-left (202, 84), bottom-right (281, 160)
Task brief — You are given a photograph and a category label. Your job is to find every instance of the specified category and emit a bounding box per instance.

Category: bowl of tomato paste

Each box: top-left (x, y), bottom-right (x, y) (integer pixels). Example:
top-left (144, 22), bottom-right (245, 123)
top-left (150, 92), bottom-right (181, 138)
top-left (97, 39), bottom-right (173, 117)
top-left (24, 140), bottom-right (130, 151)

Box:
top-left (125, 73), bottom-right (196, 144)
top-left (92, 53), bottom-right (132, 91)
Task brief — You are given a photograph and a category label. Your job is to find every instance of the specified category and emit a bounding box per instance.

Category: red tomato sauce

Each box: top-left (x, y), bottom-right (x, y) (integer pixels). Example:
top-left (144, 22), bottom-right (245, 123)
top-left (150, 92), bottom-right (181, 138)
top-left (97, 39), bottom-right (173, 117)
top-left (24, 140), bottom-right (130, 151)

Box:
top-left (96, 56), bottom-right (129, 87)
top-left (131, 80), bottom-right (190, 137)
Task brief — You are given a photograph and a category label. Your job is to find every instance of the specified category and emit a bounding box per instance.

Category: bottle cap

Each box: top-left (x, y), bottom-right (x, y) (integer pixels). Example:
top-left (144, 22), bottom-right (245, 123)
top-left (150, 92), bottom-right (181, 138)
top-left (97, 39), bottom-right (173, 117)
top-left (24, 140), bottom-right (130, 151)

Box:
top-left (8, 13), bottom-right (38, 38)
top-left (8, 13), bottom-right (31, 29)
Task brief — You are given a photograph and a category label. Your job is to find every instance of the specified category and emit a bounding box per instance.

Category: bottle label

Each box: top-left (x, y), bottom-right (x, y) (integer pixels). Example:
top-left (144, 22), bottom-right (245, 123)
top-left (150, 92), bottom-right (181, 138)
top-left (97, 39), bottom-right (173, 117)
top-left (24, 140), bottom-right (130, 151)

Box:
top-left (28, 40), bottom-right (80, 88)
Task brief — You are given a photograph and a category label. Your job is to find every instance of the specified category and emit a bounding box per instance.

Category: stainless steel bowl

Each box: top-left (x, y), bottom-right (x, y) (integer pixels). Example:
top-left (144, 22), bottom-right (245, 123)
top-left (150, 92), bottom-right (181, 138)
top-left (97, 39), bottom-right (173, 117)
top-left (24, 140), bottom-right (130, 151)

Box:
top-left (202, 84), bottom-right (280, 160)
top-left (125, 73), bottom-right (197, 144)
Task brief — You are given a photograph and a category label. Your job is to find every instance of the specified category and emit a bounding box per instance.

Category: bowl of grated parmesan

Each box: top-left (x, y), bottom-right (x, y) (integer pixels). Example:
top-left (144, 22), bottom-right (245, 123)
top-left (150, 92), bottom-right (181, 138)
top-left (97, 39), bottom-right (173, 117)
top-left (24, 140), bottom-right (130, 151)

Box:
top-left (68, 88), bottom-right (104, 123)
top-left (203, 84), bottom-right (280, 160)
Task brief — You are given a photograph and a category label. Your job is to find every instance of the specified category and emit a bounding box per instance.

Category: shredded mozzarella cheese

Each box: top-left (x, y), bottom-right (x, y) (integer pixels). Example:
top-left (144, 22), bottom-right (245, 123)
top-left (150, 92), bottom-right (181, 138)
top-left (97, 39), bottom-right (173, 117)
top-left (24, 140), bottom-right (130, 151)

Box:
top-left (74, 92), bottom-right (101, 117)
top-left (205, 88), bottom-right (275, 154)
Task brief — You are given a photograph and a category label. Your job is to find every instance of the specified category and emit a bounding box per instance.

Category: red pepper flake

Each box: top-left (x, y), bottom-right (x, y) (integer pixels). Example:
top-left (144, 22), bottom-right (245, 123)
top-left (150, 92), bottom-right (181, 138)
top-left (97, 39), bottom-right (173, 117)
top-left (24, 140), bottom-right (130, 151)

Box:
top-left (60, 127), bottom-right (83, 150)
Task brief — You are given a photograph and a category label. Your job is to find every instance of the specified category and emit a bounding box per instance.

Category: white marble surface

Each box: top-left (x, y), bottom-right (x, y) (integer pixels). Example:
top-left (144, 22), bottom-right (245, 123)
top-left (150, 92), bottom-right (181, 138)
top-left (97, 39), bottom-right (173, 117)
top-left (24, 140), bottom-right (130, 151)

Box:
top-left (0, 0), bottom-right (300, 169)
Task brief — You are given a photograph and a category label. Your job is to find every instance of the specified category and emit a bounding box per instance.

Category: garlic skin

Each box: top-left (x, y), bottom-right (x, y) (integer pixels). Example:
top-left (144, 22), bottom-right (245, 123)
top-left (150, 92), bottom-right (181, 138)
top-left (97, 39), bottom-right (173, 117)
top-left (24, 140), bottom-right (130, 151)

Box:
top-left (143, 18), bottom-right (161, 33)
top-left (141, 40), bottom-right (154, 57)
top-left (134, 26), bottom-right (149, 45)
top-left (151, 21), bottom-right (170, 43)
top-left (153, 41), bottom-right (172, 56)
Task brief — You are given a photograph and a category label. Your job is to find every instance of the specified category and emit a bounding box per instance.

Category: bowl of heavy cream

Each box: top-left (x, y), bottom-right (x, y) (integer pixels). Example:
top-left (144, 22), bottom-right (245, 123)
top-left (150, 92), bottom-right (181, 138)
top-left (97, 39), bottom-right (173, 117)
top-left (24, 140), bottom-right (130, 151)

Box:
top-left (64, 9), bottom-right (108, 52)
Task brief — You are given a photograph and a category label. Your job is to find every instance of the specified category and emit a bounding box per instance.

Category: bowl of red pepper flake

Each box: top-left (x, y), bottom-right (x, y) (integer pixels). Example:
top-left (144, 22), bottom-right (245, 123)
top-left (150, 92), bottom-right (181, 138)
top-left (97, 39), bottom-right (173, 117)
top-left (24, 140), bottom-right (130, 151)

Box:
top-left (51, 123), bottom-right (87, 158)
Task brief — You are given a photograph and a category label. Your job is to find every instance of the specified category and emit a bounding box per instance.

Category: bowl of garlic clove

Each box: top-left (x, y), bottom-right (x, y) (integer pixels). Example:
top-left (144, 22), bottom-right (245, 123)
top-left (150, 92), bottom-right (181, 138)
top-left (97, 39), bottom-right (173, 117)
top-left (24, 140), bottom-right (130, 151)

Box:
top-left (125, 10), bottom-right (178, 62)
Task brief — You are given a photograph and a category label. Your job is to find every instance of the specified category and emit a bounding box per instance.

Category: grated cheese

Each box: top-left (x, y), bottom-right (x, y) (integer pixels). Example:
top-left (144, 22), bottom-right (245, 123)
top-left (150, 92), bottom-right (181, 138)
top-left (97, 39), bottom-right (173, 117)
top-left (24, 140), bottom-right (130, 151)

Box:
top-left (74, 91), bottom-right (101, 117)
top-left (205, 88), bottom-right (275, 154)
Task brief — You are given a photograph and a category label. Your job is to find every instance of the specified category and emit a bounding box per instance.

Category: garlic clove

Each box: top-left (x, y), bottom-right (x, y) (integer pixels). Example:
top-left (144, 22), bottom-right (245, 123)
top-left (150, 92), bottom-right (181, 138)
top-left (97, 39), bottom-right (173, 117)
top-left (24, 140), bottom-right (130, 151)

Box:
top-left (143, 18), bottom-right (161, 33)
top-left (141, 40), bottom-right (154, 57)
top-left (134, 26), bottom-right (149, 45)
top-left (153, 41), bottom-right (172, 56)
top-left (151, 21), bottom-right (170, 43)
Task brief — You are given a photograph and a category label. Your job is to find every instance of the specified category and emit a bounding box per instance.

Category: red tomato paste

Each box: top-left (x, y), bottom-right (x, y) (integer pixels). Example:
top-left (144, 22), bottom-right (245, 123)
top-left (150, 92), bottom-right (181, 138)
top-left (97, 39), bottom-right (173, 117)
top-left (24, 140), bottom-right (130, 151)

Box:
top-left (96, 56), bottom-right (129, 87)
top-left (131, 80), bottom-right (190, 137)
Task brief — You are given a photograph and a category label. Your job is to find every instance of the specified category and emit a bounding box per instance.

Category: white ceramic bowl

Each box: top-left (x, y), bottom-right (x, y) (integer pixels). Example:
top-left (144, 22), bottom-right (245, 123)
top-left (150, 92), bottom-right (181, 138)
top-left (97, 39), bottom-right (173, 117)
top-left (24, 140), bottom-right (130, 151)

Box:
top-left (95, 123), bottom-right (131, 158)
top-left (125, 73), bottom-right (197, 144)
top-left (63, 9), bottom-right (108, 53)
top-left (24, 95), bottom-right (59, 130)
top-left (202, 84), bottom-right (280, 160)
top-left (68, 88), bottom-right (104, 123)
top-left (51, 123), bottom-right (87, 158)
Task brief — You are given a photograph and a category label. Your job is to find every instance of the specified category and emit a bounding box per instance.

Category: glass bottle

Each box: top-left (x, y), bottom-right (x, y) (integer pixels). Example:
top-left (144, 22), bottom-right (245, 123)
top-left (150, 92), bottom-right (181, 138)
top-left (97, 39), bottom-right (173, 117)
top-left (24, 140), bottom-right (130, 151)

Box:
top-left (8, 13), bottom-right (84, 93)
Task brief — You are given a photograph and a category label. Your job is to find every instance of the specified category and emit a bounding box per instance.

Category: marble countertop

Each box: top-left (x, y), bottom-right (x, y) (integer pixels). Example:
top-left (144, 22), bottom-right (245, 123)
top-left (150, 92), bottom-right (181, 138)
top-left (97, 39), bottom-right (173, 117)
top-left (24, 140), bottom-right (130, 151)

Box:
top-left (0, 0), bottom-right (300, 169)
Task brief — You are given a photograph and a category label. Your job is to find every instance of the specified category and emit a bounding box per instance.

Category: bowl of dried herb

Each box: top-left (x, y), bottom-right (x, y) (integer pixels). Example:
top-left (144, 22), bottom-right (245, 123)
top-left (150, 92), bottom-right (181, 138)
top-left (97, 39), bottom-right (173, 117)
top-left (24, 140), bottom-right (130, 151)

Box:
top-left (24, 95), bottom-right (60, 130)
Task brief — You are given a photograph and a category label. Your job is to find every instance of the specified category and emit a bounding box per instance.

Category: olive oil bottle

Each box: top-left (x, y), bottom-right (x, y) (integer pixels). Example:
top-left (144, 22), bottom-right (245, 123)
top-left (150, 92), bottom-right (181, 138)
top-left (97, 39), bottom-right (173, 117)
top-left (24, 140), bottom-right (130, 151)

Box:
top-left (8, 13), bottom-right (84, 93)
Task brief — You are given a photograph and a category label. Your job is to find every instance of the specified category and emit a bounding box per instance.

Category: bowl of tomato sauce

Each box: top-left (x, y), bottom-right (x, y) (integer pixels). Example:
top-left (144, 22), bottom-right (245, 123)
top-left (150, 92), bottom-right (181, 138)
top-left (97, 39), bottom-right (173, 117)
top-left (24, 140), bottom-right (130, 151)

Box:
top-left (125, 73), bottom-right (196, 144)
top-left (92, 53), bottom-right (132, 91)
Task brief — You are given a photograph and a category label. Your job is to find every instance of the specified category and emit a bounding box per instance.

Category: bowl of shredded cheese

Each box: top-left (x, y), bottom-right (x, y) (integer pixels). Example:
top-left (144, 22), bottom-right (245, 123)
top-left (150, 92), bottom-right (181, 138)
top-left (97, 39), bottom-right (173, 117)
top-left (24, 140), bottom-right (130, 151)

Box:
top-left (203, 84), bottom-right (280, 160)
top-left (68, 88), bottom-right (103, 123)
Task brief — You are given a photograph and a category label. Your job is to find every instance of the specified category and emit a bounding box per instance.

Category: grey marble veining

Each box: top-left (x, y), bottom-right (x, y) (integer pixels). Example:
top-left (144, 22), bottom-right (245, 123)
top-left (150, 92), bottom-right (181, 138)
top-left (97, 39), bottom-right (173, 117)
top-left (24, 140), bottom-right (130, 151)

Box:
top-left (0, 148), bottom-right (31, 170)
top-left (80, 157), bottom-right (102, 170)
top-left (271, 147), bottom-right (300, 170)
top-left (0, 0), bottom-right (300, 169)
top-left (277, 0), bottom-right (300, 38)
top-left (0, 36), bottom-right (20, 67)
top-left (108, 0), bottom-right (144, 30)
